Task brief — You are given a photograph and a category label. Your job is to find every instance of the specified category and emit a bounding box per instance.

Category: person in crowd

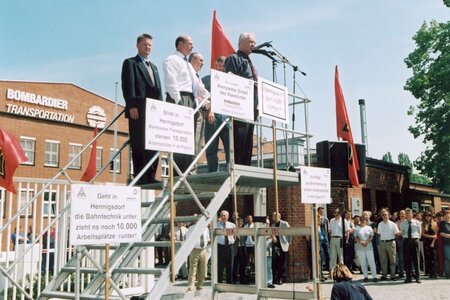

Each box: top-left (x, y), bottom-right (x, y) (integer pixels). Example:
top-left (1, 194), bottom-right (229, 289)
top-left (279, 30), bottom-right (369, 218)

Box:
top-left (344, 210), bottom-right (355, 271)
top-left (377, 208), bottom-right (399, 281)
top-left (317, 207), bottom-right (330, 271)
top-left (330, 264), bottom-right (373, 300)
top-left (41, 225), bottom-right (56, 275)
top-left (422, 211), bottom-right (438, 278)
top-left (156, 223), bottom-right (170, 265)
top-left (316, 213), bottom-right (327, 282)
top-left (244, 215), bottom-right (255, 270)
top-left (163, 35), bottom-right (210, 173)
top-left (401, 208), bottom-right (422, 283)
top-left (415, 211), bottom-right (426, 273)
top-left (435, 211), bottom-right (445, 276)
top-left (121, 33), bottom-right (162, 184)
top-left (365, 211), bottom-right (381, 273)
top-left (395, 209), bottom-right (406, 278)
top-left (232, 217), bottom-right (247, 284)
top-left (439, 210), bottom-right (450, 279)
top-left (329, 208), bottom-right (349, 270)
top-left (11, 225), bottom-right (28, 250)
top-left (186, 219), bottom-right (210, 291)
top-left (266, 217), bottom-right (276, 288)
top-left (224, 32), bottom-right (259, 166)
top-left (188, 52), bottom-right (211, 167)
top-left (174, 222), bottom-right (188, 279)
top-left (202, 56), bottom-right (230, 172)
top-left (354, 215), bottom-right (378, 282)
top-left (271, 212), bottom-right (291, 285)
top-left (216, 210), bottom-right (235, 283)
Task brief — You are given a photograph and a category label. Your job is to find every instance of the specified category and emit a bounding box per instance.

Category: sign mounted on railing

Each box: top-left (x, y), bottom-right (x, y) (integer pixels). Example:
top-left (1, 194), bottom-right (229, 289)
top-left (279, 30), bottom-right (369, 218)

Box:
top-left (145, 98), bottom-right (194, 155)
top-left (70, 184), bottom-right (142, 245)
top-left (258, 77), bottom-right (289, 124)
top-left (300, 166), bottom-right (331, 204)
top-left (210, 69), bottom-right (254, 121)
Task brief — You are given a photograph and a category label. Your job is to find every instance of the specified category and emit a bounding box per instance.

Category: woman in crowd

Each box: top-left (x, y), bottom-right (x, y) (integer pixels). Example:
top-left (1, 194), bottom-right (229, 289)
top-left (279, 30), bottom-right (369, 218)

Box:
top-left (330, 263), bottom-right (373, 300)
top-left (396, 210), bottom-right (406, 278)
top-left (354, 215), bottom-right (378, 282)
top-left (422, 211), bottom-right (438, 278)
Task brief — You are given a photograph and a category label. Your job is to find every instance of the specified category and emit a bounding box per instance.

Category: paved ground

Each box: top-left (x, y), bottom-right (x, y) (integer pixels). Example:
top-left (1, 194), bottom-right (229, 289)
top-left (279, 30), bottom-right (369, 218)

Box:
top-left (165, 273), bottom-right (450, 299)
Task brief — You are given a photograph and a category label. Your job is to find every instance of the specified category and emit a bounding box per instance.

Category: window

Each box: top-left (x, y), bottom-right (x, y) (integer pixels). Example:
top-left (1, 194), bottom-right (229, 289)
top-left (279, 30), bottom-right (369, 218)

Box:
top-left (45, 140), bottom-right (60, 167)
top-left (161, 155), bottom-right (169, 178)
top-left (68, 143), bottom-right (82, 169)
top-left (96, 147), bottom-right (103, 171)
top-left (20, 137), bottom-right (36, 165)
top-left (19, 187), bottom-right (34, 216)
top-left (43, 190), bottom-right (57, 216)
top-left (109, 149), bottom-right (121, 173)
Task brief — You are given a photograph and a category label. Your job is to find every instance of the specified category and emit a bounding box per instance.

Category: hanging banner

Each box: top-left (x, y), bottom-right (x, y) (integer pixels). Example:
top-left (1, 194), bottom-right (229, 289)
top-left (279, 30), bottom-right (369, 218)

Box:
top-left (258, 77), bottom-right (289, 124)
top-left (210, 69), bottom-right (254, 121)
top-left (70, 184), bottom-right (141, 245)
top-left (145, 98), bottom-right (194, 155)
top-left (300, 166), bottom-right (331, 204)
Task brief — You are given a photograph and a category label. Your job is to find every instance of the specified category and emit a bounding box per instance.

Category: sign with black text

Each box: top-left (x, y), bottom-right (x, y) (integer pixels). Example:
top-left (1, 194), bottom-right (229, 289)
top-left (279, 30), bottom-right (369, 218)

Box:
top-left (300, 166), bottom-right (331, 204)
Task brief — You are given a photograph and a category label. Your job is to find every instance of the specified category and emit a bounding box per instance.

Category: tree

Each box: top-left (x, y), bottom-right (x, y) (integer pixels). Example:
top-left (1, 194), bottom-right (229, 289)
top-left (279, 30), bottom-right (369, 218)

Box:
top-left (397, 153), bottom-right (413, 173)
top-left (404, 14), bottom-right (450, 192)
top-left (382, 152), bottom-right (393, 163)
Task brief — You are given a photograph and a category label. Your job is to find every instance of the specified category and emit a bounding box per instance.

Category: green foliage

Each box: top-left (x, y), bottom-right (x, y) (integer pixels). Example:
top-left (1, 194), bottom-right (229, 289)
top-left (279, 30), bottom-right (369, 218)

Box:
top-left (398, 152), bottom-right (413, 173)
top-left (382, 152), bottom-right (393, 163)
top-left (404, 18), bottom-right (450, 193)
top-left (410, 173), bottom-right (432, 185)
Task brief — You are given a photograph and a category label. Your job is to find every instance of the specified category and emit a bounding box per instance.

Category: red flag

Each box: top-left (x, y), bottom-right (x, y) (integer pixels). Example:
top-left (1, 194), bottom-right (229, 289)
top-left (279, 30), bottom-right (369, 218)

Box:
top-left (211, 10), bottom-right (235, 68)
top-left (80, 127), bottom-right (98, 182)
top-left (334, 66), bottom-right (360, 187)
top-left (0, 128), bottom-right (28, 194)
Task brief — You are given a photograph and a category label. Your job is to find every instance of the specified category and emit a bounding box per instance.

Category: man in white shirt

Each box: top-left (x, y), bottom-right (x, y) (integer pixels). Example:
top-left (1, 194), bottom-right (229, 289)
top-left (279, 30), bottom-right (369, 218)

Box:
top-left (216, 210), bottom-right (235, 283)
top-left (377, 208), bottom-right (400, 281)
top-left (329, 208), bottom-right (349, 270)
top-left (163, 35), bottom-right (210, 173)
top-left (186, 221), bottom-right (210, 291)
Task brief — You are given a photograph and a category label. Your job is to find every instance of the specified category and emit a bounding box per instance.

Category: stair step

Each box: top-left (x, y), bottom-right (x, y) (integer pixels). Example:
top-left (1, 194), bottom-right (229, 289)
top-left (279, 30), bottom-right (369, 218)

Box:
top-left (60, 266), bottom-right (164, 276)
top-left (133, 241), bottom-right (181, 248)
top-left (150, 215), bottom-right (201, 224)
top-left (141, 192), bottom-right (215, 207)
top-left (39, 291), bottom-right (122, 300)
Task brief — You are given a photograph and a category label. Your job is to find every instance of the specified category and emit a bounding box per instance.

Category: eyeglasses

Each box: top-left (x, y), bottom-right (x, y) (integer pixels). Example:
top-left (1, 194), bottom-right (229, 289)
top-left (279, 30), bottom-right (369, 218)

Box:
top-left (382, 214), bottom-right (388, 216)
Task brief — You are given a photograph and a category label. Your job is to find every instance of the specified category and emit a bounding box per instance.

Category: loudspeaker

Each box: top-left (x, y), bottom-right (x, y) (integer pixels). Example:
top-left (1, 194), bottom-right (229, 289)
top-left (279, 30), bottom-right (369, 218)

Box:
top-left (316, 141), bottom-right (366, 183)
top-left (355, 143), bottom-right (366, 184)
top-left (316, 141), bottom-right (349, 181)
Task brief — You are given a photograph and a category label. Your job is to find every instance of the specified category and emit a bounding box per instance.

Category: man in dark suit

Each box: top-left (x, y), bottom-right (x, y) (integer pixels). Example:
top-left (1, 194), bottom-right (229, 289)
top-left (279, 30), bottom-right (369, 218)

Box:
top-left (121, 33), bottom-right (163, 184)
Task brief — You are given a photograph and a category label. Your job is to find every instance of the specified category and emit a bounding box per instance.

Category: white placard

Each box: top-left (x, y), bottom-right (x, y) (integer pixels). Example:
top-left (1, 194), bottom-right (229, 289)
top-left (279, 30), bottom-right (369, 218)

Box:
top-left (70, 184), bottom-right (142, 245)
top-left (258, 77), bottom-right (289, 124)
top-left (145, 98), bottom-right (194, 155)
top-left (300, 166), bottom-right (331, 204)
top-left (210, 69), bottom-right (254, 121)
top-left (351, 197), bottom-right (362, 217)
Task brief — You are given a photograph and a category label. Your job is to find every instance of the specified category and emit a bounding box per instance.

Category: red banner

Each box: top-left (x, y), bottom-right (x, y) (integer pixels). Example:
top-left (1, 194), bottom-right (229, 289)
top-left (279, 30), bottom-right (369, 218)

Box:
top-left (80, 127), bottom-right (98, 182)
top-left (211, 10), bottom-right (235, 68)
top-left (0, 128), bottom-right (28, 194)
top-left (335, 66), bottom-right (360, 187)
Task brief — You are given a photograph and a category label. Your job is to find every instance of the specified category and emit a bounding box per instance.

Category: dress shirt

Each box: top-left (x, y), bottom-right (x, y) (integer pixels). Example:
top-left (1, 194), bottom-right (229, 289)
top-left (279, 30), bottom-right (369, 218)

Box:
top-left (330, 217), bottom-right (349, 237)
top-left (400, 219), bottom-right (421, 239)
top-left (163, 51), bottom-right (210, 105)
top-left (186, 226), bottom-right (210, 249)
top-left (377, 220), bottom-right (399, 240)
top-left (244, 223), bottom-right (255, 247)
top-left (216, 221), bottom-right (235, 245)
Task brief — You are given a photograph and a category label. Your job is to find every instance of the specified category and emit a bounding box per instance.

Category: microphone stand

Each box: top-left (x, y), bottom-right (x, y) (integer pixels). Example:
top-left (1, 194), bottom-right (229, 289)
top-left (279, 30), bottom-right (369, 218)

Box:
top-left (267, 45), bottom-right (307, 171)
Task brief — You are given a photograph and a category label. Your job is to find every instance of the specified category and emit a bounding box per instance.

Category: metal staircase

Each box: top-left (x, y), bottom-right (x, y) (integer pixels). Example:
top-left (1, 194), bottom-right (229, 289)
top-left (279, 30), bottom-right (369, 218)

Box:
top-left (39, 168), bottom-right (236, 299)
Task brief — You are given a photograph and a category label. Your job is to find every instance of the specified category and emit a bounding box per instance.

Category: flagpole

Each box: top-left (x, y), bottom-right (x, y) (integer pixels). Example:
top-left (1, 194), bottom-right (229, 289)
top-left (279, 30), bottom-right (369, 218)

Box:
top-left (113, 82), bottom-right (118, 183)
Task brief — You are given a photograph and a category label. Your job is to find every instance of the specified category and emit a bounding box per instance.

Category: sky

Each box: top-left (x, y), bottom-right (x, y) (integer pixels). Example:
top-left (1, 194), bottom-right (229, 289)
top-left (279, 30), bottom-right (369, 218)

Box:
top-left (1, 0), bottom-right (449, 166)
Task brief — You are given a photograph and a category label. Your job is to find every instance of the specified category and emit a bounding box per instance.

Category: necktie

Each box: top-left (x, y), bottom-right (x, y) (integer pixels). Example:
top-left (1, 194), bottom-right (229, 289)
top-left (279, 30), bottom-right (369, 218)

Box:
top-left (145, 60), bottom-right (155, 84)
top-left (248, 58), bottom-right (258, 84)
top-left (200, 233), bottom-right (205, 248)
top-left (179, 228), bottom-right (184, 241)
top-left (223, 222), bottom-right (229, 246)
top-left (407, 221), bottom-right (412, 239)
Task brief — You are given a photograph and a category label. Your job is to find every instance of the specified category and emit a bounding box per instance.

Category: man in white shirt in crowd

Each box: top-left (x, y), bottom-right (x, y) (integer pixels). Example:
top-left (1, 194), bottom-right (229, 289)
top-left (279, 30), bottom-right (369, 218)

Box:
top-left (216, 210), bottom-right (236, 283)
top-left (329, 208), bottom-right (350, 270)
top-left (377, 208), bottom-right (400, 281)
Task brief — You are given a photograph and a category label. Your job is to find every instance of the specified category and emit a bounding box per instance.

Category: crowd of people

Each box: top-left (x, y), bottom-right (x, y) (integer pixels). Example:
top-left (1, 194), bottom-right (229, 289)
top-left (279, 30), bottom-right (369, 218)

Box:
top-left (318, 206), bottom-right (450, 284)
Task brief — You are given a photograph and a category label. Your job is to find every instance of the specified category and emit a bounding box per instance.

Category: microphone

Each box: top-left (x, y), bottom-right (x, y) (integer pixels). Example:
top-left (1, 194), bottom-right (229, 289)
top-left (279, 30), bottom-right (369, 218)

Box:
top-left (254, 41), bottom-right (272, 50)
top-left (252, 49), bottom-right (278, 61)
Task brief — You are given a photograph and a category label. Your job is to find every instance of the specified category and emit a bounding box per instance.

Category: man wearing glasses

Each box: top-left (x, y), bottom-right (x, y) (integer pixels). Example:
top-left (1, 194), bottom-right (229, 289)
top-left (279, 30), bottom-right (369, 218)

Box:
top-left (329, 208), bottom-right (350, 270)
top-left (377, 208), bottom-right (400, 281)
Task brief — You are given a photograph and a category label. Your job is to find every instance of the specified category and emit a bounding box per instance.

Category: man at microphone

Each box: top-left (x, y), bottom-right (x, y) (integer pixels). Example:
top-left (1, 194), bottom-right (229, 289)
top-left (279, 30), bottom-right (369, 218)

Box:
top-left (224, 32), bottom-right (258, 166)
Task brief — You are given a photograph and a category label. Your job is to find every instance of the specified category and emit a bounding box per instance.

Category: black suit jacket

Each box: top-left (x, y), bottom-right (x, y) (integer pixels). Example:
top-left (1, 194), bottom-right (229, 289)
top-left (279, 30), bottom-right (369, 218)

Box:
top-left (121, 55), bottom-right (163, 118)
